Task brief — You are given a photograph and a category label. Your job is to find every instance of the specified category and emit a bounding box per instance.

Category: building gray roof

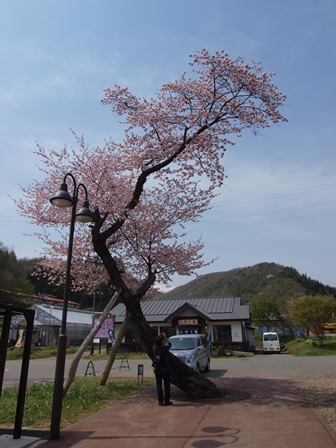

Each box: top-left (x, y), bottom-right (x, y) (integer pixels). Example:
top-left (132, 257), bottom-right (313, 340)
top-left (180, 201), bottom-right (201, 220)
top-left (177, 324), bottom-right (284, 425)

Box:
top-left (112, 296), bottom-right (250, 323)
top-left (31, 305), bottom-right (93, 325)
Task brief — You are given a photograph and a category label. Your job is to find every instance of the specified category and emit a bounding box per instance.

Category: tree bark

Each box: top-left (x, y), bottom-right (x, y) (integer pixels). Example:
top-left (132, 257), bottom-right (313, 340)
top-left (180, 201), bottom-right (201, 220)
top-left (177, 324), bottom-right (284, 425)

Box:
top-left (168, 353), bottom-right (220, 398)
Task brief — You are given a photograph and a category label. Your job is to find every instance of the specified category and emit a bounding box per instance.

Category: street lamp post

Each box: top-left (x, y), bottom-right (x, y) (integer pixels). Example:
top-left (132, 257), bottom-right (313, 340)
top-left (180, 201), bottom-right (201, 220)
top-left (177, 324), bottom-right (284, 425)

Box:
top-left (49, 173), bottom-right (94, 440)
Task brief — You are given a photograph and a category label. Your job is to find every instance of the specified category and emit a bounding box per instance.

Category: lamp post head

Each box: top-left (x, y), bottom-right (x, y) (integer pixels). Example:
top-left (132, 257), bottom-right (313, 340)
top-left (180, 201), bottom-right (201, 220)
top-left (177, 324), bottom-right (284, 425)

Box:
top-left (49, 182), bottom-right (73, 208)
top-left (76, 200), bottom-right (94, 223)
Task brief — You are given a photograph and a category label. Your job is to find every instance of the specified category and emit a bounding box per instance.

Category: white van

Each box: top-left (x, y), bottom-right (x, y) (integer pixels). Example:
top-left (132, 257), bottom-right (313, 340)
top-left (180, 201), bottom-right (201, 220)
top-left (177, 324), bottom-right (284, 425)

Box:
top-left (262, 332), bottom-right (281, 353)
top-left (169, 334), bottom-right (211, 372)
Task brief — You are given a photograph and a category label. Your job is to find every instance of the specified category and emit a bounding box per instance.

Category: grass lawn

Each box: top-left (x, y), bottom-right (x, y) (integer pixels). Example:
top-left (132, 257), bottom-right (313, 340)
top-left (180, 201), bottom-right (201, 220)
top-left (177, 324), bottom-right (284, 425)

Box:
top-left (284, 336), bottom-right (336, 356)
top-left (6, 345), bottom-right (81, 360)
top-left (3, 347), bottom-right (154, 429)
top-left (0, 377), bottom-right (155, 429)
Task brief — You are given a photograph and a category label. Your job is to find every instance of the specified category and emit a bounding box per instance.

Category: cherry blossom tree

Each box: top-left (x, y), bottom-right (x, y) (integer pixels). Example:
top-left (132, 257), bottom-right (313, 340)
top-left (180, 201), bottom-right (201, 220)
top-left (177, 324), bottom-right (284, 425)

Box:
top-left (16, 49), bottom-right (286, 398)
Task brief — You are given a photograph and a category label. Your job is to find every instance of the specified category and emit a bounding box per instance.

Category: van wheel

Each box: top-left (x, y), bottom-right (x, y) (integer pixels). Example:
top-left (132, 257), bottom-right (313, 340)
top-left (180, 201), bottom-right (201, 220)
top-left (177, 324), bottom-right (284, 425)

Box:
top-left (204, 358), bottom-right (210, 372)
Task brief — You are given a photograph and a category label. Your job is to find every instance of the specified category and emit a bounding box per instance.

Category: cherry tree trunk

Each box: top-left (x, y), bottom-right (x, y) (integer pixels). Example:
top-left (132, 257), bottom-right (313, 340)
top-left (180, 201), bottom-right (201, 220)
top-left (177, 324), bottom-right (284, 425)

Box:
top-left (125, 299), bottom-right (222, 399)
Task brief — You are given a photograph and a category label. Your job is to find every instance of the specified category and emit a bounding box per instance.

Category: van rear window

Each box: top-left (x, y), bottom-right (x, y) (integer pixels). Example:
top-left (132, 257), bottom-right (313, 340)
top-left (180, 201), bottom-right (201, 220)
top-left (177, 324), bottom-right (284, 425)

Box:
top-left (263, 334), bottom-right (278, 341)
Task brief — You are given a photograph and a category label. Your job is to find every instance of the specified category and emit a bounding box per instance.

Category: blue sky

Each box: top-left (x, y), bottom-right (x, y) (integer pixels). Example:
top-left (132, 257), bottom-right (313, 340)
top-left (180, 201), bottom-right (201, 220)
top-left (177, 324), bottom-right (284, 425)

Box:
top-left (0, 0), bottom-right (335, 289)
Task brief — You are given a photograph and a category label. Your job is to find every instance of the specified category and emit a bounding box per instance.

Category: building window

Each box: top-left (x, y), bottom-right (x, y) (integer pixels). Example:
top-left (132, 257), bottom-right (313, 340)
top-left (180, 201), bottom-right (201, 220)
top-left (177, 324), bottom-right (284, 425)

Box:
top-left (213, 325), bottom-right (232, 343)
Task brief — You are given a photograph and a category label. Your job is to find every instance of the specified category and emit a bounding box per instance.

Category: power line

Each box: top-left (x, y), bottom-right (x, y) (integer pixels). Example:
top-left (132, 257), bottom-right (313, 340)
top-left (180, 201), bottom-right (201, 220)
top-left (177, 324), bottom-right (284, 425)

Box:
top-left (200, 199), bottom-right (336, 223)
top-left (186, 210), bottom-right (336, 233)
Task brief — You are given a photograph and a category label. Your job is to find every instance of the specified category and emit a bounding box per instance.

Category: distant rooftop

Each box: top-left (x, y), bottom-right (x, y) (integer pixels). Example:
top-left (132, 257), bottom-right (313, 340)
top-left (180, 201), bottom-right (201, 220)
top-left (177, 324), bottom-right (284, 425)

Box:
top-left (112, 296), bottom-right (250, 323)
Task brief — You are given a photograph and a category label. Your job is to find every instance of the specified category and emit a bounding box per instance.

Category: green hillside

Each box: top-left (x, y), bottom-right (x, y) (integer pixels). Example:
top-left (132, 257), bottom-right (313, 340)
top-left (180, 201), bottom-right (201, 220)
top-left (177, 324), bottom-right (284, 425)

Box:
top-left (162, 262), bottom-right (336, 304)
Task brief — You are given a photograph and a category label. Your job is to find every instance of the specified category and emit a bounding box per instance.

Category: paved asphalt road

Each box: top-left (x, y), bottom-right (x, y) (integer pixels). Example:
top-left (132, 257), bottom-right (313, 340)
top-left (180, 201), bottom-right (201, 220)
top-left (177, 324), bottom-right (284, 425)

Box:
top-left (3, 352), bottom-right (336, 388)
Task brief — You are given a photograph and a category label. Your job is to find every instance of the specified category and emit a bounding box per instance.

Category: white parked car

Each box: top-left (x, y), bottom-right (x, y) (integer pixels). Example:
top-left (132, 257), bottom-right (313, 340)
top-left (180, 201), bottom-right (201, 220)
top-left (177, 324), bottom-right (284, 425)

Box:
top-left (169, 334), bottom-right (211, 372)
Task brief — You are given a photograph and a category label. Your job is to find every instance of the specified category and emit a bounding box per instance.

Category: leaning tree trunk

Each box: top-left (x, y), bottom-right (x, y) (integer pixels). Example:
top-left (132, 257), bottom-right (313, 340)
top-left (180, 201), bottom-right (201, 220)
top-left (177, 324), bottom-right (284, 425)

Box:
top-left (63, 292), bottom-right (121, 396)
top-left (125, 297), bottom-right (222, 399)
top-left (168, 353), bottom-right (220, 398)
top-left (100, 316), bottom-right (128, 386)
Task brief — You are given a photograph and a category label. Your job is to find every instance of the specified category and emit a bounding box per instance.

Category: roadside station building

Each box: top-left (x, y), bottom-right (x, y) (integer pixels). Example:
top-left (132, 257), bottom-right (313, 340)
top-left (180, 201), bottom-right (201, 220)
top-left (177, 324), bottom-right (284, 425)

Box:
top-left (112, 296), bottom-right (255, 353)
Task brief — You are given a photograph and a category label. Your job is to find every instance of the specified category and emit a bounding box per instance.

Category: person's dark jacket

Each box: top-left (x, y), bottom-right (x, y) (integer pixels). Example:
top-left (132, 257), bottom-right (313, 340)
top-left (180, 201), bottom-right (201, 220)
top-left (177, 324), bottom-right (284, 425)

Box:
top-left (153, 341), bottom-right (172, 372)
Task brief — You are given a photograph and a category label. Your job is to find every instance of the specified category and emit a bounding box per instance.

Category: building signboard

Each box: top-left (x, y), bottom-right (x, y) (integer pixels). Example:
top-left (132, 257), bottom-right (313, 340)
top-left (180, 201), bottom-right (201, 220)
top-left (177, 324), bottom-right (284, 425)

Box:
top-left (178, 319), bottom-right (198, 326)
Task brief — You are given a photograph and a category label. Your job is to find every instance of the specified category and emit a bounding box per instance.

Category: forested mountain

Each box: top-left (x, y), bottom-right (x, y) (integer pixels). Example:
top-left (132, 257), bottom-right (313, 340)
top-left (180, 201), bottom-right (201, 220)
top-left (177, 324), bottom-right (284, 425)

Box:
top-left (0, 243), bottom-right (38, 307)
top-left (161, 262), bottom-right (336, 304)
top-left (0, 242), bottom-right (111, 310)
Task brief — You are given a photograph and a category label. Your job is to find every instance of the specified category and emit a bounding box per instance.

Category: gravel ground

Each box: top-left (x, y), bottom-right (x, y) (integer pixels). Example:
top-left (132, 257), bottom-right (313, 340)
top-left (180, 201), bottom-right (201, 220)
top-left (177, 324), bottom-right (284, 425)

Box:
top-left (295, 379), bottom-right (336, 442)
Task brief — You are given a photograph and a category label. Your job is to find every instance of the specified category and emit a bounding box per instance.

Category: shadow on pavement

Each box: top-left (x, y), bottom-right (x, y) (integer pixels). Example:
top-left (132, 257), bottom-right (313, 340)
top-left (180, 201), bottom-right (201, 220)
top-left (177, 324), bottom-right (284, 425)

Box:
top-left (205, 369), bottom-right (228, 378)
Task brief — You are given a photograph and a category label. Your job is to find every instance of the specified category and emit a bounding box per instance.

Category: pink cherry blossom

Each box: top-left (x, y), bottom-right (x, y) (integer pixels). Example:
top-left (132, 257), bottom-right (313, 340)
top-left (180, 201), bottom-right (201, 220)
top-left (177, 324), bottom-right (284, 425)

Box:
top-left (15, 49), bottom-right (286, 299)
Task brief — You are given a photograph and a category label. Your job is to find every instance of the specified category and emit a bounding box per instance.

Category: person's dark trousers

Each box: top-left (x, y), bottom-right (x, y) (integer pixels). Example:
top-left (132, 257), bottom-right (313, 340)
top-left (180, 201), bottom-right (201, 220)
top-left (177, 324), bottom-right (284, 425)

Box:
top-left (155, 370), bottom-right (170, 405)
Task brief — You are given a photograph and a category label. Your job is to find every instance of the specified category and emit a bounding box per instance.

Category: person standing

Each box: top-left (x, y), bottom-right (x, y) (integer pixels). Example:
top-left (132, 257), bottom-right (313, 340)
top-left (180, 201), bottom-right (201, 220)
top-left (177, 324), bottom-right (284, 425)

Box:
top-left (153, 332), bottom-right (173, 406)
